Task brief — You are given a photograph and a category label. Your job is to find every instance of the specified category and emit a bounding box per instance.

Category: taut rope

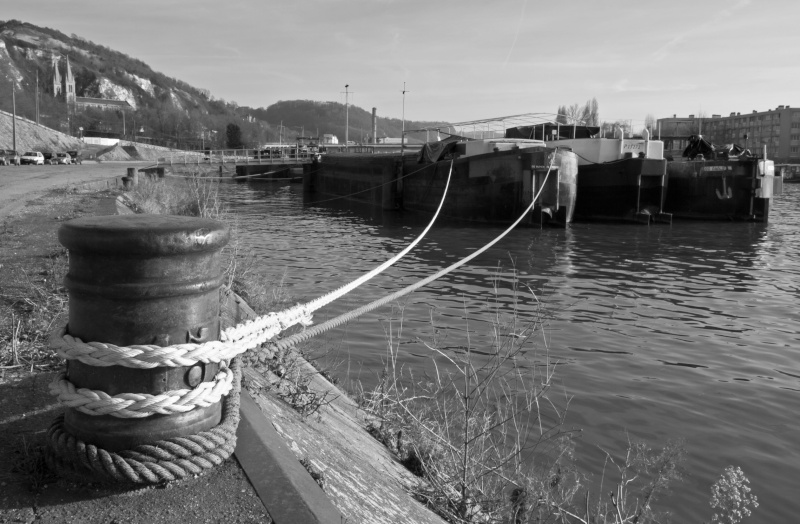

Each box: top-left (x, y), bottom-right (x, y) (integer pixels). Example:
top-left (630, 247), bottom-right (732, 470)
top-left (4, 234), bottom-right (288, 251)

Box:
top-left (50, 161), bottom-right (454, 419)
top-left (46, 154), bottom-right (552, 484)
top-left (271, 155), bottom-right (555, 351)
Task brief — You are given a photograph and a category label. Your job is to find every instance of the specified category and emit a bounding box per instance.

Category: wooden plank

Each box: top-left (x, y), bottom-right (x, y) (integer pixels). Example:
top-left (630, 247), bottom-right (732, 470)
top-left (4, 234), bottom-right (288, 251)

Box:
top-left (236, 391), bottom-right (344, 524)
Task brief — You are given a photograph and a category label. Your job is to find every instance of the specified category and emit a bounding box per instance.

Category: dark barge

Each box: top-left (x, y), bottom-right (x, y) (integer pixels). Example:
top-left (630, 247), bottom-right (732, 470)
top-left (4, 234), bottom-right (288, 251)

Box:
top-left (664, 136), bottom-right (776, 222)
top-left (303, 137), bottom-right (578, 227)
top-left (507, 124), bottom-right (672, 224)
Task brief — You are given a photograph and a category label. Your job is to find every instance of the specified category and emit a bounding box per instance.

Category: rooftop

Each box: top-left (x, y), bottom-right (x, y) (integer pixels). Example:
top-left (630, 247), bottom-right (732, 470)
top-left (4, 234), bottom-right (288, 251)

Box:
top-left (76, 97), bottom-right (132, 109)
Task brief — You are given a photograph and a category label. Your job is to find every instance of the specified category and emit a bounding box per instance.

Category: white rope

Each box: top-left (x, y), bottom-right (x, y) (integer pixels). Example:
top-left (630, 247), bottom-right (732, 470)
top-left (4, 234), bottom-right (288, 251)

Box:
top-left (271, 152), bottom-right (557, 351)
top-left (53, 160), bottom-right (454, 369)
top-left (49, 366), bottom-right (234, 418)
top-left (52, 306), bottom-right (312, 368)
top-left (305, 159), bottom-right (453, 313)
top-left (49, 153), bottom-right (553, 421)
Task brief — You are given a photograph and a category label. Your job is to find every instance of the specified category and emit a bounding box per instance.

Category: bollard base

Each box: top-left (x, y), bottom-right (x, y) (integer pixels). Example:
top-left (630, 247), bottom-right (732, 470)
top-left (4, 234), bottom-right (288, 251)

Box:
top-left (46, 359), bottom-right (242, 485)
top-left (64, 403), bottom-right (222, 452)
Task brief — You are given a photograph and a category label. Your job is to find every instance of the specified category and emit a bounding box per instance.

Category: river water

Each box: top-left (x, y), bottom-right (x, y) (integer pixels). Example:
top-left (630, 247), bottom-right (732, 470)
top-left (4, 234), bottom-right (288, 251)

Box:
top-left (218, 179), bottom-right (799, 523)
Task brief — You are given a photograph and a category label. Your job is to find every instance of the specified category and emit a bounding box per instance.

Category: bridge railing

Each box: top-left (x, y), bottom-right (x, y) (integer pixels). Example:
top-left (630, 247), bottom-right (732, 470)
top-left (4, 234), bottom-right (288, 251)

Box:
top-left (156, 148), bottom-right (316, 166)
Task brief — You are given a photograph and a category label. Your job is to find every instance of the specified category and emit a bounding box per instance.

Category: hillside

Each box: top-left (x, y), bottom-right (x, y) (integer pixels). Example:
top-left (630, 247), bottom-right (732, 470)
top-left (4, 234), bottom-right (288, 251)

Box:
top-left (0, 20), bottom-right (446, 150)
top-left (257, 100), bottom-right (446, 144)
top-left (0, 108), bottom-right (82, 152)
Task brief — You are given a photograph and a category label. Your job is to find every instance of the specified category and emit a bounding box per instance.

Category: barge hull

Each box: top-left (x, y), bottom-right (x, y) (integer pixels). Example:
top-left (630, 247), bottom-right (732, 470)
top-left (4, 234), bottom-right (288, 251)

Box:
top-left (401, 149), bottom-right (576, 225)
top-left (305, 147), bottom-right (578, 227)
top-left (574, 158), bottom-right (671, 224)
top-left (665, 159), bottom-right (774, 222)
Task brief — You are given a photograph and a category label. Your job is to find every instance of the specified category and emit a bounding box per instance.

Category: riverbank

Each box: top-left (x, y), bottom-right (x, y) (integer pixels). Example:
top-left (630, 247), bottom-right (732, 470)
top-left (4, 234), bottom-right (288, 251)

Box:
top-left (0, 177), bottom-right (450, 523)
top-left (0, 185), bottom-right (268, 523)
top-left (1, 172), bottom-right (769, 523)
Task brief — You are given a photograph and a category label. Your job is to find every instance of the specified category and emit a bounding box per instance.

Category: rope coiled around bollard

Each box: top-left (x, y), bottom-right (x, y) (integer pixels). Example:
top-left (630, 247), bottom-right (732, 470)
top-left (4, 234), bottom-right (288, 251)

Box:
top-left (49, 366), bottom-right (234, 418)
top-left (46, 358), bottom-right (242, 484)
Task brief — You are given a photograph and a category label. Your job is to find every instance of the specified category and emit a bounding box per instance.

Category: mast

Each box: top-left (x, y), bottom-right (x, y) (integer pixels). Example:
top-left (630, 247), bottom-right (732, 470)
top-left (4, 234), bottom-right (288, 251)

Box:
top-left (401, 82), bottom-right (407, 157)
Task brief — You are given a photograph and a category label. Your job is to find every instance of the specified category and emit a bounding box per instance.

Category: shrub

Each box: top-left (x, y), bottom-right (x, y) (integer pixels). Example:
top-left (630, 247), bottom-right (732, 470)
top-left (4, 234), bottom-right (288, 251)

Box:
top-left (710, 466), bottom-right (758, 524)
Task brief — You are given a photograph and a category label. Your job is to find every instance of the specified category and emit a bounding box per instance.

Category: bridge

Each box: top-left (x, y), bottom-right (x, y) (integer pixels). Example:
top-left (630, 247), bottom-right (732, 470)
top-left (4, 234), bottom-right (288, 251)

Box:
top-left (152, 143), bottom-right (424, 179)
top-left (155, 146), bottom-right (314, 167)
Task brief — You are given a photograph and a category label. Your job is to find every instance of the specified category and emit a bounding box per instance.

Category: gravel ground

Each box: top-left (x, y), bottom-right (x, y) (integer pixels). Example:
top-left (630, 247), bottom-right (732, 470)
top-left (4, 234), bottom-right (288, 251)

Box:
top-left (0, 162), bottom-right (150, 219)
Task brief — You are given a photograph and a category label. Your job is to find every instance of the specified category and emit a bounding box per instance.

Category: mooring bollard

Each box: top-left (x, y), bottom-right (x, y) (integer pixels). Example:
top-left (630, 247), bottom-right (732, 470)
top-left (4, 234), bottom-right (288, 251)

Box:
top-left (156, 166), bottom-right (165, 178)
top-left (127, 167), bottom-right (138, 186)
top-left (121, 176), bottom-right (132, 190)
top-left (56, 215), bottom-right (230, 452)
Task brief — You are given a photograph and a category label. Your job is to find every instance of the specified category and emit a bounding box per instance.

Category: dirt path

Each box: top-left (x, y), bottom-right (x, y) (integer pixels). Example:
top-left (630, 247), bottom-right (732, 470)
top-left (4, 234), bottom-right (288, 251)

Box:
top-left (0, 162), bottom-right (152, 219)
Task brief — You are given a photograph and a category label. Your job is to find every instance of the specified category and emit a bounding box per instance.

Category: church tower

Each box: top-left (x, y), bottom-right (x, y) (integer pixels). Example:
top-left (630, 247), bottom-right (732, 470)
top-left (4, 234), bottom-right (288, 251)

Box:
top-left (64, 56), bottom-right (76, 103)
top-left (52, 55), bottom-right (62, 97)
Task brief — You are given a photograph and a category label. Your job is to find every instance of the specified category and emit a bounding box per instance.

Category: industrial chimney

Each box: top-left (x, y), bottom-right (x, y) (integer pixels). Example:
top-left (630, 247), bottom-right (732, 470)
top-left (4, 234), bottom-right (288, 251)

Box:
top-left (371, 108), bottom-right (377, 144)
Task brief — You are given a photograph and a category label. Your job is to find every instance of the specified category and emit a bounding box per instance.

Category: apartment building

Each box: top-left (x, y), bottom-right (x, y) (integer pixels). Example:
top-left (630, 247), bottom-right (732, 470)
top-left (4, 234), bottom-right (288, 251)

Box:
top-left (657, 105), bottom-right (800, 165)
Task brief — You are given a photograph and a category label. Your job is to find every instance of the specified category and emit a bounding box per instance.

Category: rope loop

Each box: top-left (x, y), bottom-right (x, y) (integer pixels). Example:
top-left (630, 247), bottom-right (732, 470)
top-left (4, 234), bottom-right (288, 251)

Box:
top-left (49, 366), bottom-right (234, 418)
top-left (51, 305), bottom-right (313, 369)
top-left (46, 358), bottom-right (242, 485)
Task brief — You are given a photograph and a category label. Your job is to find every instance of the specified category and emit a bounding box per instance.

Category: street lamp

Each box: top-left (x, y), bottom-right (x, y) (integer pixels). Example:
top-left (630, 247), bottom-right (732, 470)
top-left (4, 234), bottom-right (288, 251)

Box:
top-left (344, 84), bottom-right (349, 151)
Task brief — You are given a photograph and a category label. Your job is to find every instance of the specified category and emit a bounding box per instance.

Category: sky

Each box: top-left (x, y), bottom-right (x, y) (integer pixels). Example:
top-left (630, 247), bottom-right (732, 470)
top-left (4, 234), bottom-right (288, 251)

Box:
top-left (2, 0), bottom-right (798, 127)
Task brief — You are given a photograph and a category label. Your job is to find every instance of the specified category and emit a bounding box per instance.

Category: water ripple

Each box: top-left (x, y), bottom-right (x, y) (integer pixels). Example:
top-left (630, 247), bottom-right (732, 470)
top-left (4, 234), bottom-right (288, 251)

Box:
top-left (219, 180), bottom-right (800, 523)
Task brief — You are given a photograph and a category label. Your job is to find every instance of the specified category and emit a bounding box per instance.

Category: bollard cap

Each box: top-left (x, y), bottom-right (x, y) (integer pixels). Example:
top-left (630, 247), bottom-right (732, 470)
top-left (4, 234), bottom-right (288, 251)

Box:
top-left (59, 215), bottom-right (230, 256)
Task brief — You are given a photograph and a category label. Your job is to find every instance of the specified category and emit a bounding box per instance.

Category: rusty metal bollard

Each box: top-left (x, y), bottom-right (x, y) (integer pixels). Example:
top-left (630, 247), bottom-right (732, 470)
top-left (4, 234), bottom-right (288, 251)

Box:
top-left (58, 214), bottom-right (230, 451)
top-left (121, 176), bottom-right (132, 190)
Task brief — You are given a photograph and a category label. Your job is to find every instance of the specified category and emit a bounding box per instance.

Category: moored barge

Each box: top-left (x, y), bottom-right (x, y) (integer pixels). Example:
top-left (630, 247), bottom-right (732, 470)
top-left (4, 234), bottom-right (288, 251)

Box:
top-left (305, 133), bottom-right (578, 227)
top-left (507, 124), bottom-right (672, 224)
top-left (665, 136), bottom-right (775, 222)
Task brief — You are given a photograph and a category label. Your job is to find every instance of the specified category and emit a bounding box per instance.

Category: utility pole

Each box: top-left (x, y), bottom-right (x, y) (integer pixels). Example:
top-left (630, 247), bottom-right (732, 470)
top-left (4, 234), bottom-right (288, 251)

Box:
top-left (344, 84), bottom-right (350, 151)
top-left (401, 82), bottom-right (408, 157)
top-left (12, 82), bottom-right (17, 151)
top-left (36, 70), bottom-right (39, 124)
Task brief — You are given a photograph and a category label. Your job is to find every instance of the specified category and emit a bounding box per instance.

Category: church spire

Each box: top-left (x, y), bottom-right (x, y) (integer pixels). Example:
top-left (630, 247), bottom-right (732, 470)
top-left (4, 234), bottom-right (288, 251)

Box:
top-left (64, 56), bottom-right (76, 103)
top-left (52, 54), bottom-right (62, 97)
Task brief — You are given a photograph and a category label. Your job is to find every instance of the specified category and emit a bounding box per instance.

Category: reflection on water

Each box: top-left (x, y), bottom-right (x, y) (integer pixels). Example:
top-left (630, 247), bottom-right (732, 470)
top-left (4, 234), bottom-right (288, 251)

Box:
top-left (220, 180), bottom-right (800, 523)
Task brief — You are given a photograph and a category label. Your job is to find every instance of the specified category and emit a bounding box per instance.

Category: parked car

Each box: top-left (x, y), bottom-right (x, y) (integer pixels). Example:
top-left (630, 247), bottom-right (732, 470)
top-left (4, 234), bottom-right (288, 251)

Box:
top-left (1, 150), bottom-right (21, 165)
top-left (54, 152), bottom-right (72, 165)
top-left (67, 150), bottom-right (82, 165)
top-left (20, 151), bottom-right (45, 165)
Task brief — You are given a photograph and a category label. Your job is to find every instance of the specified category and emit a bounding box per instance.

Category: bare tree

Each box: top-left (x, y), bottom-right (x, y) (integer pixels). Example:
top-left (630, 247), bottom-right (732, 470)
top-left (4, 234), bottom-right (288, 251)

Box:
top-left (564, 103), bottom-right (582, 124)
top-left (581, 98), bottom-right (599, 126)
top-left (557, 98), bottom-right (600, 126)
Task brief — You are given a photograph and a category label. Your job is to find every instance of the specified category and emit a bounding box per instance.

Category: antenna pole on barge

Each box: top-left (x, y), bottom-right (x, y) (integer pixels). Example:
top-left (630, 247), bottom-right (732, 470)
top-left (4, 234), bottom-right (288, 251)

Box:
top-left (401, 82), bottom-right (408, 157)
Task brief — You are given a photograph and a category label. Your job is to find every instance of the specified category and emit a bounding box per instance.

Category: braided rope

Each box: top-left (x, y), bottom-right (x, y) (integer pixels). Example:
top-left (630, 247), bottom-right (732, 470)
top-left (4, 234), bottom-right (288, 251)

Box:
top-left (46, 358), bottom-right (242, 484)
top-left (52, 307), bottom-right (313, 369)
top-left (49, 366), bottom-right (234, 418)
top-left (51, 160), bottom-right (454, 371)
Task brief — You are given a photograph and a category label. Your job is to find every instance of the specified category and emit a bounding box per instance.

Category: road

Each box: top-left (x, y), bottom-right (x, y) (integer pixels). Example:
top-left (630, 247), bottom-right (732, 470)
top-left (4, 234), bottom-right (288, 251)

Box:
top-left (0, 161), bottom-right (150, 218)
